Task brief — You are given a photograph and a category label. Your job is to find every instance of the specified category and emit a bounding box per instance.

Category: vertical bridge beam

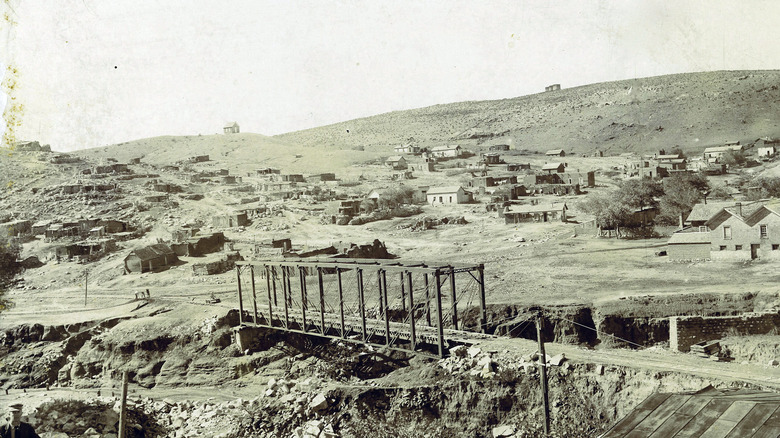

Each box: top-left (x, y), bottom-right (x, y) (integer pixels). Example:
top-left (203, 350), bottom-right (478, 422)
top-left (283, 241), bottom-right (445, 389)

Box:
top-left (265, 266), bottom-right (274, 327)
top-left (281, 266), bottom-right (290, 328)
top-left (250, 266), bottom-right (258, 324)
top-left (337, 268), bottom-right (345, 339)
top-left (356, 268), bottom-right (367, 342)
top-left (299, 267), bottom-right (308, 333)
top-left (236, 266), bottom-right (244, 325)
top-left (381, 269), bottom-right (390, 346)
top-left (406, 270), bottom-right (416, 351)
top-left (450, 266), bottom-right (458, 330)
top-left (434, 269), bottom-right (445, 357)
top-left (478, 264), bottom-right (487, 334)
top-left (317, 267), bottom-right (326, 335)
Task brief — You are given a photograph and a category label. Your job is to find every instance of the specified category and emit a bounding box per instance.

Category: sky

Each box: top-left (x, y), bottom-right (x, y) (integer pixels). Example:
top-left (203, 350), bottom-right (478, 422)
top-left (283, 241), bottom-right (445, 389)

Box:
top-left (2, 0), bottom-right (780, 152)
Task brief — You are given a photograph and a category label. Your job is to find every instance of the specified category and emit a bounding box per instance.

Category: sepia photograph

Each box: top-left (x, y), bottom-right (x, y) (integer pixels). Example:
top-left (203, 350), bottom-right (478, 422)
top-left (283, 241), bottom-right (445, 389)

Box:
top-left (2, 1), bottom-right (780, 436)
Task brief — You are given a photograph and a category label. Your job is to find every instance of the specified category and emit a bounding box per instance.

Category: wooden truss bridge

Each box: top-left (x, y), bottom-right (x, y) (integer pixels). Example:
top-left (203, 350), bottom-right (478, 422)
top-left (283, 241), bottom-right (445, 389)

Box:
top-left (234, 259), bottom-right (490, 357)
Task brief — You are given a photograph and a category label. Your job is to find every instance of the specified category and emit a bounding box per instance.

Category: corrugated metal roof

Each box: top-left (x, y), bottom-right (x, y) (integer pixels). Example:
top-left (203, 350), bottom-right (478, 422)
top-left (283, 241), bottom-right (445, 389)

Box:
top-left (603, 388), bottom-right (780, 437)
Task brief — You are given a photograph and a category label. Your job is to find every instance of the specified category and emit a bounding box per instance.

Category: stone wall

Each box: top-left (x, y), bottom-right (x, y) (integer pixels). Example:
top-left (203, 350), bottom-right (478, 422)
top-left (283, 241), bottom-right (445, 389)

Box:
top-left (669, 312), bottom-right (780, 352)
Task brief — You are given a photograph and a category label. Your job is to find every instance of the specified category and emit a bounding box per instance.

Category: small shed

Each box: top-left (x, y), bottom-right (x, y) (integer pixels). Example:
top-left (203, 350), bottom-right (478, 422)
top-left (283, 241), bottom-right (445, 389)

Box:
top-left (545, 149), bottom-right (566, 157)
top-left (503, 203), bottom-right (567, 224)
top-left (124, 244), bottom-right (178, 273)
top-left (541, 162), bottom-right (566, 173)
top-left (667, 232), bottom-right (711, 260)
top-left (385, 156), bottom-right (408, 170)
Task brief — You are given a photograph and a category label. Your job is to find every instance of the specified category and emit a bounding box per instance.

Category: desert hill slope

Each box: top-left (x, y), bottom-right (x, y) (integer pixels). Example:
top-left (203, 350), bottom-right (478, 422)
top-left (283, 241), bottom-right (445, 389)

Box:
top-left (275, 70), bottom-right (780, 156)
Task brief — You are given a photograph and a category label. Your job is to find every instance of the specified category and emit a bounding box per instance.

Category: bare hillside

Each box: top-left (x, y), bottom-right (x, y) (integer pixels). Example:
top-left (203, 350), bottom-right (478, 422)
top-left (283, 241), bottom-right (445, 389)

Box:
top-left (275, 70), bottom-right (780, 156)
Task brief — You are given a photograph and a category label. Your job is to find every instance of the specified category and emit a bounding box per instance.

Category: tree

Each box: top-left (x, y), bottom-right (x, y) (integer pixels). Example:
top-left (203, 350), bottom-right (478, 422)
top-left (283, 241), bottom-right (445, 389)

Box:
top-left (658, 173), bottom-right (710, 226)
top-left (616, 179), bottom-right (663, 210)
top-left (721, 150), bottom-right (747, 167)
top-left (579, 192), bottom-right (633, 234)
top-left (0, 235), bottom-right (21, 313)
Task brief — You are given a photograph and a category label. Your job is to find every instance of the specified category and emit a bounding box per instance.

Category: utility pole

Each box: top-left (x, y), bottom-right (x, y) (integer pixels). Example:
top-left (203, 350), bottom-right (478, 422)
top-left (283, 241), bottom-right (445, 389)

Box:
top-left (536, 312), bottom-right (551, 436)
top-left (118, 371), bottom-right (128, 438)
top-left (84, 269), bottom-right (88, 306)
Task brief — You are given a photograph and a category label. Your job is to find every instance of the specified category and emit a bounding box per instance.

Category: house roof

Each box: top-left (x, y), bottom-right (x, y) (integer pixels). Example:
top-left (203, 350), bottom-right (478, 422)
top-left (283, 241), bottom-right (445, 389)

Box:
top-left (427, 186), bottom-right (464, 195)
top-left (542, 162), bottom-right (564, 170)
top-left (656, 154), bottom-right (682, 160)
top-left (545, 149), bottom-right (564, 155)
top-left (505, 203), bottom-right (567, 214)
top-left (602, 387), bottom-right (780, 437)
top-left (686, 202), bottom-right (739, 223)
top-left (668, 232), bottom-right (711, 244)
top-left (431, 145), bottom-right (460, 152)
top-left (386, 156), bottom-right (405, 162)
top-left (130, 244), bottom-right (175, 262)
top-left (704, 145), bottom-right (743, 153)
top-left (224, 122), bottom-right (239, 128)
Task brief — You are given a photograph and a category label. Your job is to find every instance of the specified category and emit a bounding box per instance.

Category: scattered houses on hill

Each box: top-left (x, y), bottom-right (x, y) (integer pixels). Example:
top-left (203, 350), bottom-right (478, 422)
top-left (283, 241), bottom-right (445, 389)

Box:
top-left (426, 186), bottom-right (472, 205)
top-left (124, 243), bottom-right (178, 273)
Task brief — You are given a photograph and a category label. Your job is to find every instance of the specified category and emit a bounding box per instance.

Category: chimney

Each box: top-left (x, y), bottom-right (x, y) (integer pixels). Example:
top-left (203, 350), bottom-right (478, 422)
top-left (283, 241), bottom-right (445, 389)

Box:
top-left (736, 202), bottom-right (742, 216)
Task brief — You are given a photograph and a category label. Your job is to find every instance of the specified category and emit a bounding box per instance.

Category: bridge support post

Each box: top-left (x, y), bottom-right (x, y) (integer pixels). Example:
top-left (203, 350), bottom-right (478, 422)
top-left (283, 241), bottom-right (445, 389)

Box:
top-left (299, 267), bottom-right (308, 333)
top-left (434, 269), bottom-right (445, 357)
top-left (377, 270), bottom-right (384, 315)
top-left (381, 269), bottom-right (390, 345)
top-left (281, 266), bottom-right (290, 328)
top-left (250, 265), bottom-right (258, 324)
top-left (236, 266), bottom-right (244, 325)
top-left (337, 268), bottom-right (345, 338)
top-left (400, 272), bottom-right (406, 312)
top-left (357, 268), bottom-right (367, 342)
top-left (271, 266), bottom-right (278, 306)
top-left (317, 267), bottom-right (326, 335)
top-left (424, 273), bottom-right (431, 327)
top-left (406, 271), bottom-right (416, 350)
top-left (450, 267), bottom-right (458, 330)
top-left (265, 266), bottom-right (274, 327)
top-left (478, 264), bottom-right (487, 334)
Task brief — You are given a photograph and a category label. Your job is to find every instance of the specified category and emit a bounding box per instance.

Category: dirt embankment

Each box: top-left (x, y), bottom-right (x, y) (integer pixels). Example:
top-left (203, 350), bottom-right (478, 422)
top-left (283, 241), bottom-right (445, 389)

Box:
top-left (1, 303), bottom-right (770, 438)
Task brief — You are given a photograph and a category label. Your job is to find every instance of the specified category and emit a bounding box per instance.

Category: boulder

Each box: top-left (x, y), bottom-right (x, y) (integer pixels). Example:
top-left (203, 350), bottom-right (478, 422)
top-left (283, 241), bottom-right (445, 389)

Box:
top-left (492, 425), bottom-right (516, 437)
top-left (309, 393), bottom-right (328, 412)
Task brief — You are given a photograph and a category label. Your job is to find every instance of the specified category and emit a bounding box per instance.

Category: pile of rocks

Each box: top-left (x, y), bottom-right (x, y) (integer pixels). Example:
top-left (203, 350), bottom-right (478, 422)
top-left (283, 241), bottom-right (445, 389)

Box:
top-left (438, 346), bottom-right (568, 378)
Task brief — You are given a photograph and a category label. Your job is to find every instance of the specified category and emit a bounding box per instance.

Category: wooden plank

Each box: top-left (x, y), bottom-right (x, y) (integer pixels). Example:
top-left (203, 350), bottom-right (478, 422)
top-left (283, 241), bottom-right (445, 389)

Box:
top-left (676, 400), bottom-right (733, 438)
top-left (698, 418), bottom-right (739, 438)
top-left (632, 395), bottom-right (691, 434)
top-left (726, 403), bottom-right (777, 438)
top-left (752, 424), bottom-right (780, 438)
top-left (677, 396), bottom-right (714, 416)
top-left (648, 413), bottom-right (696, 438)
top-left (763, 405), bottom-right (780, 426)
top-left (720, 401), bottom-right (759, 423)
top-left (603, 394), bottom-right (672, 437)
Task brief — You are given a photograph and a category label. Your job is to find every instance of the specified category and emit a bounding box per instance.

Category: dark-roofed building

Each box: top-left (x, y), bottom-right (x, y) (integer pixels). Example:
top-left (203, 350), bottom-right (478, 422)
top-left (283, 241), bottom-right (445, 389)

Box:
top-left (124, 244), bottom-right (178, 273)
top-left (541, 162), bottom-right (566, 173)
top-left (602, 387), bottom-right (780, 437)
top-left (489, 144), bottom-right (510, 151)
top-left (171, 232), bottom-right (226, 257)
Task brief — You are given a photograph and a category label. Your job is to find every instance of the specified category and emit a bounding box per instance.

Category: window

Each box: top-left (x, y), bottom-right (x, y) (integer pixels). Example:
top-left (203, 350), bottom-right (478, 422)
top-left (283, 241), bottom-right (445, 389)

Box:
top-left (719, 246), bottom-right (727, 251)
top-left (723, 226), bottom-right (732, 240)
top-left (761, 225), bottom-right (768, 239)
top-left (735, 245), bottom-right (743, 250)
top-left (699, 226), bottom-right (708, 232)
top-left (773, 244), bottom-right (779, 250)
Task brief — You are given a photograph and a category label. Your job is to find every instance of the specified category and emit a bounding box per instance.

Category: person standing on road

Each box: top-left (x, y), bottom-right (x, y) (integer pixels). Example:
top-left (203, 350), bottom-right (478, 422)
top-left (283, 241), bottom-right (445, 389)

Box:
top-left (0, 403), bottom-right (40, 438)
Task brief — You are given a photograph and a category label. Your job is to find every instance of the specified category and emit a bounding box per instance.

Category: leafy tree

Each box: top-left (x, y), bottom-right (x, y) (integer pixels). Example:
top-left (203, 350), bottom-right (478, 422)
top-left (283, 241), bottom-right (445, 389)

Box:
top-left (721, 150), bottom-right (747, 167)
top-left (616, 179), bottom-right (663, 210)
top-left (658, 173), bottom-right (710, 226)
top-left (742, 176), bottom-right (780, 201)
top-left (0, 235), bottom-right (21, 313)
top-left (579, 192), bottom-right (632, 230)
top-left (708, 184), bottom-right (732, 200)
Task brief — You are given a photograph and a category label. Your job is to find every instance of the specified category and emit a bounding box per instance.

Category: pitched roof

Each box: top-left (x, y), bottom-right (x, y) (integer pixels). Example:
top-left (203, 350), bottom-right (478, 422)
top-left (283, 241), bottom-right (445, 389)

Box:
top-left (545, 149), bottom-right (564, 154)
top-left (542, 162), bottom-right (564, 170)
top-left (668, 232), bottom-right (711, 244)
top-left (427, 186), bottom-right (464, 195)
top-left (602, 387), bottom-right (780, 437)
top-left (386, 156), bottom-right (405, 162)
top-left (704, 145), bottom-right (743, 153)
top-left (224, 121), bottom-right (239, 128)
top-left (431, 145), bottom-right (460, 152)
top-left (130, 244), bottom-right (175, 261)
top-left (686, 202), bottom-right (739, 223)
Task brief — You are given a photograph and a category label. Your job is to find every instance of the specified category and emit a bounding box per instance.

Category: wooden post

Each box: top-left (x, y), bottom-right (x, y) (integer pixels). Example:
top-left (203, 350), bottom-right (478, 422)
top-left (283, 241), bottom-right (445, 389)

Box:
top-left (118, 371), bottom-right (129, 438)
top-left (317, 267), bottom-right (326, 335)
top-left (236, 266), bottom-right (244, 324)
top-left (449, 267), bottom-right (458, 330)
top-left (250, 265), bottom-right (258, 324)
top-left (434, 270), bottom-right (445, 357)
top-left (271, 266), bottom-right (278, 306)
top-left (406, 271), bottom-right (416, 350)
top-left (299, 267), bottom-right (307, 333)
top-left (377, 269), bottom-right (384, 315)
top-left (536, 313), bottom-right (551, 436)
top-left (84, 269), bottom-right (88, 307)
top-left (381, 269), bottom-right (390, 345)
top-left (424, 273), bottom-right (431, 326)
top-left (337, 268), bottom-right (345, 338)
top-left (281, 266), bottom-right (290, 328)
top-left (478, 264), bottom-right (487, 334)
top-left (265, 266), bottom-right (274, 327)
top-left (400, 272), bottom-right (406, 312)
top-left (357, 268), bottom-right (367, 342)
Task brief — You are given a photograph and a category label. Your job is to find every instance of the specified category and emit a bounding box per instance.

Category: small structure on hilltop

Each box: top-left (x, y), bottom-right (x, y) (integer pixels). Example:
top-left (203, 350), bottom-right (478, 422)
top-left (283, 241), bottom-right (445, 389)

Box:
top-left (124, 243), bottom-right (178, 273)
top-left (223, 122), bottom-right (240, 134)
top-left (544, 84), bottom-right (561, 92)
top-left (427, 186), bottom-right (472, 205)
